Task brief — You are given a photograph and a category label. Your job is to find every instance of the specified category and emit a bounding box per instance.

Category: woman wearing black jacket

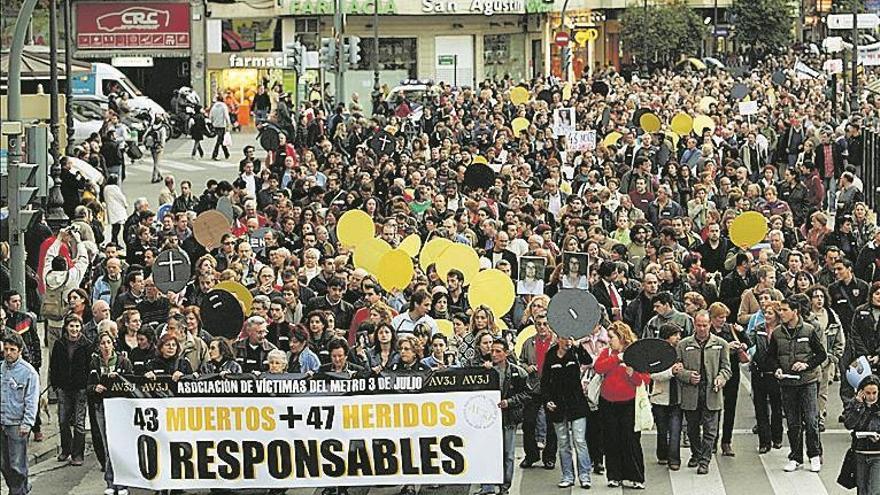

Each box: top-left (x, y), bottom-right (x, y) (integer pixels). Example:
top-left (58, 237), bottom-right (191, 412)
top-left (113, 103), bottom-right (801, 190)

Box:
top-left (541, 334), bottom-right (595, 489)
top-left (49, 314), bottom-right (93, 465)
top-left (196, 338), bottom-right (242, 376)
top-left (844, 375), bottom-right (880, 494)
top-left (144, 334), bottom-right (193, 381)
top-left (750, 301), bottom-right (784, 453)
top-left (88, 331), bottom-right (133, 495)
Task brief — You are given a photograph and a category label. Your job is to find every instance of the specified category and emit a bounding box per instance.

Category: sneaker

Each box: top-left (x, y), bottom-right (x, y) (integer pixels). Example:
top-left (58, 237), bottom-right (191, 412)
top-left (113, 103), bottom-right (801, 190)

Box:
top-left (783, 460), bottom-right (802, 472)
top-left (558, 480), bottom-right (574, 488)
top-left (537, 441), bottom-right (545, 449)
top-left (607, 480), bottom-right (621, 488)
top-left (104, 489), bottom-right (115, 495)
top-left (810, 456), bottom-right (822, 472)
top-left (580, 481), bottom-right (591, 489)
top-left (629, 481), bottom-right (646, 490)
top-left (657, 458), bottom-right (668, 465)
top-left (687, 457), bottom-right (699, 468)
top-left (543, 460), bottom-right (556, 470)
top-left (593, 463), bottom-right (604, 475)
top-left (520, 457), bottom-right (540, 468)
top-left (772, 441), bottom-right (783, 450)
top-left (69, 458), bottom-right (84, 466)
top-left (697, 465), bottom-right (709, 475)
top-left (758, 445), bottom-right (771, 454)
top-left (668, 463), bottom-right (681, 471)
top-left (57, 454), bottom-right (70, 462)
top-left (117, 490), bottom-right (129, 495)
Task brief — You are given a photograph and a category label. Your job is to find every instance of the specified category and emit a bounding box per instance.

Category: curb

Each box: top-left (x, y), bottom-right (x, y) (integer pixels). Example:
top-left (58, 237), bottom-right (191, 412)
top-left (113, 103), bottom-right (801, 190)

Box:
top-left (28, 432), bottom-right (93, 466)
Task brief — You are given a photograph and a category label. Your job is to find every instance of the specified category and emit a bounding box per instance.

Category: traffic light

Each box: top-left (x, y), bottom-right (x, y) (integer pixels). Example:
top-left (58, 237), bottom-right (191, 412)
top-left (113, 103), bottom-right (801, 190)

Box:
top-left (13, 162), bottom-right (39, 228)
top-left (319, 37), bottom-right (337, 72)
top-left (344, 36), bottom-right (362, 68)
top-left (285, 41), bottom-right (307, 75)
top-left (561, 46), bottom-right (572, 71)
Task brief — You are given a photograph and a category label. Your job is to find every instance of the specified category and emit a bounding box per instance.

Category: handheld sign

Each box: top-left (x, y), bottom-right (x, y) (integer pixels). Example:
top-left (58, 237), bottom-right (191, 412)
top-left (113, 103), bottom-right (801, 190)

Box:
top-left (623, 339), bottom-right (677, 374)
top-left (200, 289), bottom-right (246, 339)
top-left (152, 250), bottom-right (191, 293)
top-left (547, 289), bottom-right (603, 339)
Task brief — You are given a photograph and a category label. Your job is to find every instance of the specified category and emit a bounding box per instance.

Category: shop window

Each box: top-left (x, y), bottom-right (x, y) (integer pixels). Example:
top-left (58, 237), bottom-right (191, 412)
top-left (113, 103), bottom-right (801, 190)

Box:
top-left (221, 19), bottom-right (281, 52)
top-left (354, 38), bottom-right (418, 79)
top-left (484, 33), bottom-right (526, 81)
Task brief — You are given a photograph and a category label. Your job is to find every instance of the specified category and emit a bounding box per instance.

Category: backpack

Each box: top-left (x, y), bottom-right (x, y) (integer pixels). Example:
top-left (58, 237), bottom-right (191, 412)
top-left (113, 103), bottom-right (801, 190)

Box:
top-left (41, 272), bottom-right (69, 321)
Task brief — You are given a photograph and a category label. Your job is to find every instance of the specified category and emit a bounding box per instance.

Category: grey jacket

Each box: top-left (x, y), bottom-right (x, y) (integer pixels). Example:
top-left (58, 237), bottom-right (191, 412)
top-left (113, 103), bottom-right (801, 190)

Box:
top-left (675, 334), bottom-right (732, 411)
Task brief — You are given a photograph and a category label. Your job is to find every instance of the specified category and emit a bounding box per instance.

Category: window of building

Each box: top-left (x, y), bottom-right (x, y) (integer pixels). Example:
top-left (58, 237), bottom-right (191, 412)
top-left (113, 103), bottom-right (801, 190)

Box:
top-left (483, 33), bottom-right (526, 81)
top-left (354, 38), bottom-right (418, 78)
top-left (295, 18), bottom-right (320, 50)
top-left (221, 19), bottom-right (281, 52)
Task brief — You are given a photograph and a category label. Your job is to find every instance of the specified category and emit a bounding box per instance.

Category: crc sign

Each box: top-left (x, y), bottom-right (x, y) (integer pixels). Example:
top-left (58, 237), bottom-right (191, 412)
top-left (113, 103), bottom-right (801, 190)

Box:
top-left (76, 2), bottom-right (190, 50)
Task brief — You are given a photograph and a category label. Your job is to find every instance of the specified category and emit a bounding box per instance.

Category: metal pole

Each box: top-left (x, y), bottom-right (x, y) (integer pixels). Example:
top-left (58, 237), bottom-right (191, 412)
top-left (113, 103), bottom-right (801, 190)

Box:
top-left (851, 3), bottom-right (859, 112)
top-left (373, 0), bottom-right (379, 91)
top-left (64, 0), bottom-right (74, 156)
top-left (713, 0), bottom-right (718, 57)
top-left (334, 0), bottom-right (345, 109)
top-left (797, 0), bottom-right (804, 44)
top-left (7, 0), bottom-right (41, 307)
top-left (49, 0), bottom-right (59, 165)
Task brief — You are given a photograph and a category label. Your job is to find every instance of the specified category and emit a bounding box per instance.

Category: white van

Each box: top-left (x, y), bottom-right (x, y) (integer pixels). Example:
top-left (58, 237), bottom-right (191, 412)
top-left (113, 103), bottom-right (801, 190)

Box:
top-left (70, 63), bottom-right (166, 116)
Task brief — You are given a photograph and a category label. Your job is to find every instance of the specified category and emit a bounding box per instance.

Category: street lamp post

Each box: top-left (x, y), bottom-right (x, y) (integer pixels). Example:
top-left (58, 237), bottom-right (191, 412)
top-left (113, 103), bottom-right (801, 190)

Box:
top-left (6, 0), bottom-right (41, 306)
top-left (851, 2), bottom-right (859, 112)
top-left (64, 0), bottom-right (74, 156)
top-left (49, 0), bottom-right (59, 165)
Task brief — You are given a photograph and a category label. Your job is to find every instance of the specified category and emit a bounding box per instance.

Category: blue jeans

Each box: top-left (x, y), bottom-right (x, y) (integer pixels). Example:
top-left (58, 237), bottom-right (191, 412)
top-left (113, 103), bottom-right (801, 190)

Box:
top-left (95, 402), bottom-right (127, 490)
top-left (481, 425), bottom-right (516, 493)
top-left (781, 382), bottom-right (822, 463)
top-left (57, 388), bottom-right (87, 460)
top-left (555, 418), bottom-right (592, 484)
top-left (652, 404), bottom-right (682, 464)
top-left (1, 424), bottom-right (30, 495)
top-left (857, 453), bottom-right (880, 495)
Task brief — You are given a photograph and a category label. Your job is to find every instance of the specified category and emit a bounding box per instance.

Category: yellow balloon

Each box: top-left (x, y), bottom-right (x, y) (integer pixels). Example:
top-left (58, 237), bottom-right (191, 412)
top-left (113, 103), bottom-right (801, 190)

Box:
top-left (377, 249), bottom-right (414, 292)
top-left (435, 243), bottom-right (481, 286)
top-left (419, 237), bottom-right (453, 271)
top-left (562, 82), bottom-right (572, 101)
top-left (510, 86), bottom-right (529, 105)
top-left (336, 210), bottom-right (375, 248)
top-left (399, 234), bottom-right (422, 258)
top-left (472, 155), bottom-right (489, 165)
top-left (729, 211), bottom-right (769, 249)
top-left (602, 131), bottom-right (623, 147)
top-left (514, 325), bottom-right (536, 360)
top-left (698, 96), bottom-right (718, 113)
top-left (664, 131), bottom-right (680, 148)
top-left (512, 117), bottom-right (530, 137)
top-left (468, 269), bottom-right (515, 316)
top-left (496, 319), bottom-right (508, 331)
top-left (639, 112), bottom-right (661, 133)
top-left (353, 237), bottom-right (392, 275)
top-left (436, 319), bottom-right (455, 338)
top-left (671, 113), bottom-right (694, 136)
top-left (693, 115), bottom-right (716, 135)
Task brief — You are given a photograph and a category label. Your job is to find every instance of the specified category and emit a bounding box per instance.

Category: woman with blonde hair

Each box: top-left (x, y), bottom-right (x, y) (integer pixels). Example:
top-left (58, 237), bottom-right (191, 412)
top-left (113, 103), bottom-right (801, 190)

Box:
top-left (805, 211), bottom-right (830, 249)
top-left (683, 292), bottom-right (708, 319)
top-left (520, 295), bottom-right (551, 331)
top-left (708, 302), bottom-right (751, 456)
top-left (457, 306), bottom-right (497, 364)
top-left (594, 322), bottom-right (650, 489)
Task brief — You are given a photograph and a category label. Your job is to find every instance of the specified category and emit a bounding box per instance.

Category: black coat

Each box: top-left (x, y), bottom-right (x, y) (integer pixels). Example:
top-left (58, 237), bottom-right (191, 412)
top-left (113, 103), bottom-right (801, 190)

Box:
top-left (540, 344), bottom-right (593, 423)
top-left (497, 362), bottom-right (532, 426)
top-left (49, 337), bottom-right (93, 390)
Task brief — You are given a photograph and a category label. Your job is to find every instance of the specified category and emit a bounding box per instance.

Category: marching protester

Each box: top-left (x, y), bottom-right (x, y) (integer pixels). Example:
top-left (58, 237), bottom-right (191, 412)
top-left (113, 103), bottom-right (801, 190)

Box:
top-left (9, 38), bottom-right (880, 495)
top-left (0, 332), bottom-right (40, 495)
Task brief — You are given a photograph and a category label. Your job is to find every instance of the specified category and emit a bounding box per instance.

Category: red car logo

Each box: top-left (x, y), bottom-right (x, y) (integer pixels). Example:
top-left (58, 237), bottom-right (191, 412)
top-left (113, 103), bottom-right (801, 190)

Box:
top-left (96, 7), bottom-right (169, 32)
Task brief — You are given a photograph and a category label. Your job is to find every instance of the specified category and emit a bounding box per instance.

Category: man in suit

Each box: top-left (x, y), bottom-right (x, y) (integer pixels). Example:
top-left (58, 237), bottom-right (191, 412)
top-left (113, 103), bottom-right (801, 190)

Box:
top-left (591, 262), bottom-right (625, 322)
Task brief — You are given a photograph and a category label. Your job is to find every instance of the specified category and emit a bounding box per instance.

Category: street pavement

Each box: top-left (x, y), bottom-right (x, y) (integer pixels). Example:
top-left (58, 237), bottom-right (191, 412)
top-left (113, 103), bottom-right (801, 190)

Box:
top-left (3, 132), bottom-right (856, 494)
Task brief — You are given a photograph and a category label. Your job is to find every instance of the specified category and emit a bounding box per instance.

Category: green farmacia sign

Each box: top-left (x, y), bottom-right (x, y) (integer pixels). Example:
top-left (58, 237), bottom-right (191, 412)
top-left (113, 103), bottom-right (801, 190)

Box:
top-left (289, 0), bottom-right (398, 15)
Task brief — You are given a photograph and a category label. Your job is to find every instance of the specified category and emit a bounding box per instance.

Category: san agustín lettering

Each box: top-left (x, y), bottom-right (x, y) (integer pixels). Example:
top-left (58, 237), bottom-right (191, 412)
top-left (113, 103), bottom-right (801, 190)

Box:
top-left (140, 436), bottom-right (466, 481)
top-left (174, 375), bottom-right (422, 395)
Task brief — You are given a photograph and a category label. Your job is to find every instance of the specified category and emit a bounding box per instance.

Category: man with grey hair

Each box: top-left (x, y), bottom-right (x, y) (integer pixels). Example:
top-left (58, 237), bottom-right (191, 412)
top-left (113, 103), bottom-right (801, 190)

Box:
top-left (232, 315), bottom-right (276, 374)
top-left (647, 183), bottom-right (684, 225)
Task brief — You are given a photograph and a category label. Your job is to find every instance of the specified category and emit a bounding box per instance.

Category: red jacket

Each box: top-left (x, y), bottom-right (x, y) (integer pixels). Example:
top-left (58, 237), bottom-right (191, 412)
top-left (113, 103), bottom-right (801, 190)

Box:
top-left (593, 347), bottom-right (650, 402)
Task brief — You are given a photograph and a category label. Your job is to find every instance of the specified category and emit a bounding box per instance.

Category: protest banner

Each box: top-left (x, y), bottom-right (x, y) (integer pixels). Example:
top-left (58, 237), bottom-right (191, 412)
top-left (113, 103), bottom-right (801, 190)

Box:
top-left (104, 369), bottom-right (503, 490)
top-left (567, 130), bottom-right (596, 151)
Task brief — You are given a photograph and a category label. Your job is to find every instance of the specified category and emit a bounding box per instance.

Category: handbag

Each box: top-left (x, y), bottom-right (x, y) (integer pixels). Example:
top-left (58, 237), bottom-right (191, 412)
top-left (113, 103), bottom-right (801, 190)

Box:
top-left (586, 373), bottom-right (603, 412)
top-left (634, 383), bottom-right (654, 432)
top-left (837, 447), bottom-right (857, 489)
top-left (730, 324), bottom-right (751, 364)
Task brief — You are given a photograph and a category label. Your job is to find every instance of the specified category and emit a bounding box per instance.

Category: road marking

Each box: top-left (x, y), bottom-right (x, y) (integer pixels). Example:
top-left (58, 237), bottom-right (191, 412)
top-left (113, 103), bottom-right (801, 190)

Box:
top-left (669, 457), bottom-right (727, 495)
top-left (759, 446), bottom-right (829, 495)
top-left (161, 159), bottom-right (204, 171)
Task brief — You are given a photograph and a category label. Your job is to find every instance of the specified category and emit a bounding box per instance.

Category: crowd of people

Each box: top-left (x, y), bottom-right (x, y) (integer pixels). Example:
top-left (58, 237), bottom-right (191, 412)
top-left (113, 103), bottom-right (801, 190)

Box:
top-left (3, 45), bottom-right (880, 495)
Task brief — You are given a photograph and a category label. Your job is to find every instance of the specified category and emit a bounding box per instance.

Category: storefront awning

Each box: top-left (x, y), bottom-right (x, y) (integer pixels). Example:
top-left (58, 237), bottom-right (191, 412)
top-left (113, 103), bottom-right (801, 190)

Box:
top-left (0, 46), bottom-right (92, 80)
